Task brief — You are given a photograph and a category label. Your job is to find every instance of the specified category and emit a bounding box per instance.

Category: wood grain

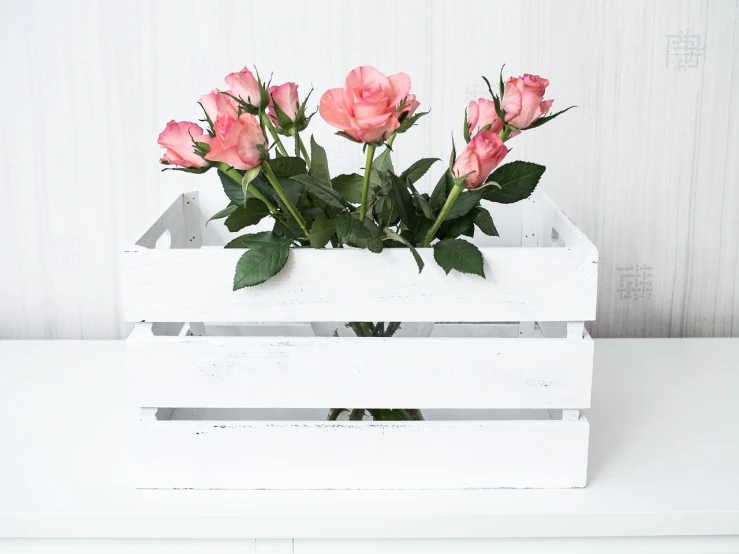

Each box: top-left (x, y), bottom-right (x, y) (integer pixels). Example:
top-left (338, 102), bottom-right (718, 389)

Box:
top-left (0, 0), bottom-right (737, 338)
top-left (127, 334), bottom-right (594, 409)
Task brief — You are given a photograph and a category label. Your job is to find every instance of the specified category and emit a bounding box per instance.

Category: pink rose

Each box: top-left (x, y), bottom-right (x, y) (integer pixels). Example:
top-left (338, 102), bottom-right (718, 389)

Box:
top-left (158, 121), bottom-right (210, 168)
top-left (452, 130), bottom-right (508, 189)
top-left (467, 98), bottom-right (503, 137)
top-left (268, 82), bottom-right (300, 123)
top-left (199, 89), bottom-right (237, 123)
top-left (399, 93), bottom-right (420, 120)
top-left (205, 113), bottom-right (266, 170)
top-left (225, 67), bottom-right (262, 108)
top-left (501, 74), bottom-right (553, 129)
top-left (319, 65), bottom-right (412, 144)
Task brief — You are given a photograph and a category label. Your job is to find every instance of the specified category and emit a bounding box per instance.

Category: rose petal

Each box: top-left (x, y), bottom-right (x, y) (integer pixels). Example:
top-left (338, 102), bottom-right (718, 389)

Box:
top-left (319, 87), bottom-right (352, 130)
top-left (387, 72), bottom-right (411, 107)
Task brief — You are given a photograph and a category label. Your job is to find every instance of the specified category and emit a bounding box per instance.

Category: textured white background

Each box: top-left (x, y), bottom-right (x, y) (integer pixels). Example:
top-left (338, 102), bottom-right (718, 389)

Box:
top-left (0, 0), bottom-right (737, 339)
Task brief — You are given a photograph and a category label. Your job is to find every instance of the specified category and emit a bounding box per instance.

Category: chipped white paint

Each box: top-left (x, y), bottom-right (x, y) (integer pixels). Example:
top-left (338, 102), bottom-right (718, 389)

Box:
top-left (127, 334), bottom-right (594, 410)
top-left (125, 190), bottom-right (596, 490)
top-left (122, 192), bottom-right (598, 323)
top-left (135, 418), bottom-right (590, 490)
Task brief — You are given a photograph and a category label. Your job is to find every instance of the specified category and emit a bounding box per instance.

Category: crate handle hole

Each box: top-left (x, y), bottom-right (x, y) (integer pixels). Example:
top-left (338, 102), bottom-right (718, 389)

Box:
top-left (155, 229), bottom-right (172, 249)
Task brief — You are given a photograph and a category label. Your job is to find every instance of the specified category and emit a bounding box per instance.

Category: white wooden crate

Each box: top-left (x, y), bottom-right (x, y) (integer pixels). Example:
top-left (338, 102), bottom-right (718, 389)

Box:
top-left (122, 189), bottom-right (598, 490)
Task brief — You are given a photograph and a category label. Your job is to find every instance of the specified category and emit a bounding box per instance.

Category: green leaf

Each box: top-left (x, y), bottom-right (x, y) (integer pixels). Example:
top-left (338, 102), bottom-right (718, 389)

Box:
top-left (268, 156), bottom-right (307, 178)
top-left (482, 75), bottom-right (496, 100)
top-left (332, 173), bottom-right (364, 204)
top-left (407, 180), bottom-right (434, 219)
top-left (232, 232), bottom-right (292, 289)
top-left (384, 229), bottom-right (424, 273)
top-left (291, 174), bottom-right (346, 209)
top-left (309, 136), bottom-right (331, 187)
top-left (439, 210), bottom-right (476, 240)
top-left (492, 93), bottom-right (505, 122)
top-left (400, 158), bottom-right (439, 185)
top-left (498, 64), bottom-right (506, 98)
top-left (335, 214), bottom-right (383, 252)
top-left (206, 204), bottom-right (237, 226)
top-left (162, 166), bottom-right (209, 174)
top-left (335, 130), bottom-right (362, 143)
top-left (411, 218), bottom-right (433, 244)
top-left (483, 161), bottom-right (546, 204)
top-left (521, 106), bottom-right (577, 130)
top-left (276, 176), bottom-right (304, 208)
top-left (224, 200), bottom-right (271, 232)
top-left (397, 110), bottom-right (429, 134)
top-left (429, 170), bottom-right (451, 211)
top-left (433, 238), bottom-right (485, 278)
top-left (219, 169), bottom-right (244, 205)
top-left (272, 219), bottom-right (303, 240)
top-left (245, 174), bottom-right (276, 203)
top-left (445, 188), bottom-right (485, 220)
top-left (387, 172), bottom-right (416, 229)
top-left (373, 148), bottom-right (393, 173)
top-left (474, 207), bottom-right (499, 236)
top-left (378, 191), bottom-right (399, 229)
top-left (309, 212), bottom-right (336, 248)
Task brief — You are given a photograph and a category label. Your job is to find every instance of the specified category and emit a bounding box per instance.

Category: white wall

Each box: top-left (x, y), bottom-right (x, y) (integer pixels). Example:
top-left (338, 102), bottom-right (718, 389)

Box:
top-left (0, 0), bottom-right (737, 339)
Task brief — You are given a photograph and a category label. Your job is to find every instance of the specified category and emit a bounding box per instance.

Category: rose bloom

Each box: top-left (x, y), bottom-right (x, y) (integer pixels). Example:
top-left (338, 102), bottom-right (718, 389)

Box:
top-left (501, 74), bottom-right (553, 129)
top-left (158, 121), bottom-right (210, 168)
top-left (398, 93), bottom-right (420, 121)
top-left (452, 129), bottom-right (508, 189)
top-left (319, 65), bottom-right (413, 144)
top-left (268, 82), bottom-right (300, 123)
top-left (225, 67), bottom-right (262, 108)
top-left (199, 89), bottom-right (238, 122)
top-left (467, 98), bottom-right (503, 137)
top-left (205, 113), bottom-right (266, 170)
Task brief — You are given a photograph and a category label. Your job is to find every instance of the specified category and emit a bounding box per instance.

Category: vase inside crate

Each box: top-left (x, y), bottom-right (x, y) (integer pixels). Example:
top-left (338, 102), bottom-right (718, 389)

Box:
top-left (311, 321), bottom-right (435, 421)
top-left (309, 321), bottom-right (435, 338)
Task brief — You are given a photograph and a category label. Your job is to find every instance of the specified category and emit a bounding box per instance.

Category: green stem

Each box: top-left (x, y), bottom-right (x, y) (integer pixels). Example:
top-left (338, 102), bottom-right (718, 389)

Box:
top-left (499, 126), bottom-right (513, 142)
top-left (261, 161), bottom-right (310, 237)
top-left (327, 408), bottom-right (346, 421)
top-left (260, 112), bottom-right (289, 157)
top-left (348, 409), bottom-right (365, 421)
top-left (215, 163), bottom-right (278, 214)
top-left (359, 143), bottom-right (377, 222)
top-left (384, 322), bottom-right (402, 337)
top-left (422, 183), bottom-right (463, 246)
top-left (297, 134), bottom-right (311, 170)
top-left (386, 131), bottom-right (397, 149)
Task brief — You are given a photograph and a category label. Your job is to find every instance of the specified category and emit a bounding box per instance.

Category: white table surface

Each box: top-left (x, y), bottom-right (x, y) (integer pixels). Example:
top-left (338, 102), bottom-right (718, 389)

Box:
top-left (0, 338), bottom-right (738, 540)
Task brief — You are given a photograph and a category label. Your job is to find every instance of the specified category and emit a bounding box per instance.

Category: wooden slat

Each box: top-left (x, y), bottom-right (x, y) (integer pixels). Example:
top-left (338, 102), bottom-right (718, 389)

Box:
top-left (122, 245), bottom-right (597, 323)
top-left (133, 418), bottom-right (589, 490)
top-left (127, 335), bottom-right (594, 409)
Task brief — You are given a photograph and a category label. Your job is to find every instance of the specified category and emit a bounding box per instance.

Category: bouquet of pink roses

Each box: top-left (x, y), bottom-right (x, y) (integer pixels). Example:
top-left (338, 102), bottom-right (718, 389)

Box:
top-left (158, 65), bottom-right (571, 289)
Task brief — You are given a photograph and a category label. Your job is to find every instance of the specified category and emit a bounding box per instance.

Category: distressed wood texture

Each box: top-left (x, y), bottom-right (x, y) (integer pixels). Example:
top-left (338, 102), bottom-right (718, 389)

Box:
top-left (123, 246), bottom-right (597, 323)
top-left (127, 334), bottom-right (594, 409)
top-left (134, 418), bottom-right (589, 490)
top-left (3, 0), bottom-right (735, 339)
top-left (122, 193), bottom-right (598, 323)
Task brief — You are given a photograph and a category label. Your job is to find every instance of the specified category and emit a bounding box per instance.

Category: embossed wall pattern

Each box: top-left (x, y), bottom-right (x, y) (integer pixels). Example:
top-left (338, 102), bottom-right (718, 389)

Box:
top-left (0, 0), bottom-right (737, 338)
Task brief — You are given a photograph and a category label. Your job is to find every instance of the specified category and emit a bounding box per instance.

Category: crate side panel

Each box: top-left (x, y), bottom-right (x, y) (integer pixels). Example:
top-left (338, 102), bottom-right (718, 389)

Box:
top-left (122, 246), bottom-right (597, 323)
top-left (128, 335), bottom-right (593, 409)
top-left (133, 419), bottom-right (589, 489)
